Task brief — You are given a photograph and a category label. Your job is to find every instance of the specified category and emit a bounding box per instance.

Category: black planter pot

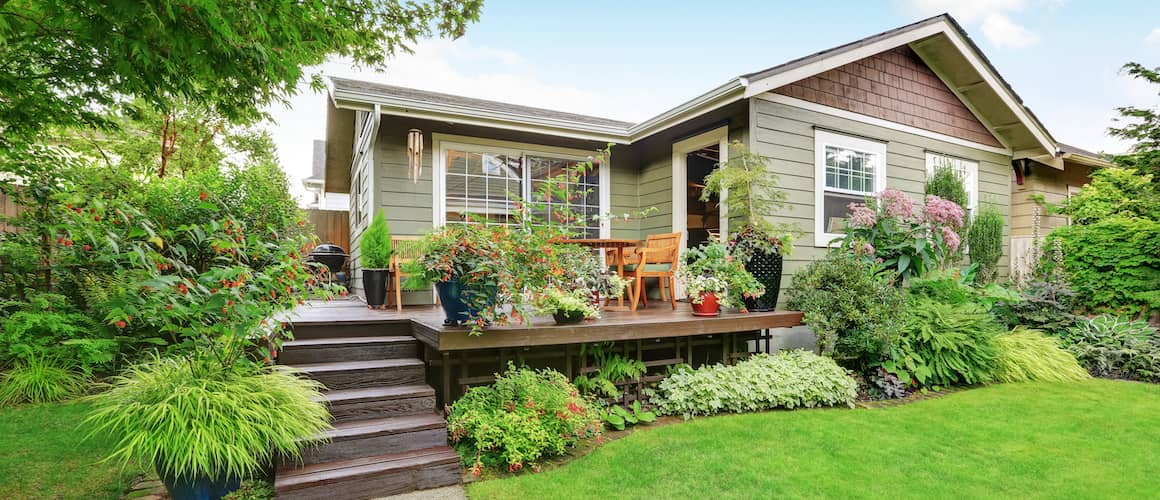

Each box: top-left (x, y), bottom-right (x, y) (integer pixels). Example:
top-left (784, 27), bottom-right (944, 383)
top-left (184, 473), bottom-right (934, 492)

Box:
top-left (363, 269), bottom-right (388, 308)
top-left (743, 250), bottom-right (784, 312)
top-left (553, 310), bottom-right (587, 325)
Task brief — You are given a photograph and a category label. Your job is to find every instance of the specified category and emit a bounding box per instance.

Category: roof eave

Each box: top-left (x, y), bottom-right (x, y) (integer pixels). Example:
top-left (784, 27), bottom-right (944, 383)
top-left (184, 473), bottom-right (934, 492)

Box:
top-left (626, 79), bottom-right (746, 140)
top-left (1062, 152), bottom-right (1115, 169)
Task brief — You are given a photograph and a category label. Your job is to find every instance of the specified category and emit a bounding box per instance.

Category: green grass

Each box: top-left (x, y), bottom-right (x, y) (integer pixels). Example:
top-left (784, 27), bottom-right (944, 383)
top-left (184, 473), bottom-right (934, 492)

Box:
top-left (468, 380), bottom-right (1160, 499)
top-left (0, 401), bottom-right (144, 499)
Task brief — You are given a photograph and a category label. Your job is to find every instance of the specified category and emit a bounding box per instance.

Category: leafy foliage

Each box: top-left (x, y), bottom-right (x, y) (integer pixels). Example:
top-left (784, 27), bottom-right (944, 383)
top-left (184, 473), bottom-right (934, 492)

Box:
top-left (573, 344), bottom-right (647, 399)
top-left (991, 280), bottom-right (1079, 337)
top-left (653, 351), bottom-right (856, 418)
top-left (446, 364), bottom-right (600, 475)
top-left (992, 328), bottom-right (1089, 383)
top-left (867, 367), bottom-right (908, 399)
top-left (601, 400), bottom-right (657, 431)
top-left (1045, 217), bottom-right (1160, 317)
top-left (85, 357), bottom-right (330, 482)
top-left (925, 163), bottom-right (969, 210)
top-left (678, 240), bottom-right (763, 309)
top-left (968, 205), bottom-right (1004, 283)
top-left (0, 357), bottom-right (89, 406)
top-left (0, 293), bottom-right (107, 372)
top-left (1108, 63), bottom-right (1160, 180)
top-left (786, 252), bottom-right (905, 372)
top-left (840, 189), bottom-right (966, 281)
top-left (534, 288), bottom-right (598, 320)
top-left (700, 141), bottom-right (798, 259)
top-left (222, 479), bottom-right (274, 500)
top-left (1054, 167), bottom-right (1157, 224)
top-left (887, 298), bottom-right (1001, 387)
top-left (359, 212), bottom-right (393, 269)
top-left (1061, 315), bottom-right (1160, 382)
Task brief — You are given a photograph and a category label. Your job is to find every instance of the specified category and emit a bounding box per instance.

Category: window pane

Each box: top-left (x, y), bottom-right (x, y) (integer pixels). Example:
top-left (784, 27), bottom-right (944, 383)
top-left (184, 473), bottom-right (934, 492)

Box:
top-left (821, 192), bottom-right (865, 235)
top-left (527, 155), bottom-right (601, 236)
top-left (445, 150), bottom-right (521, 226)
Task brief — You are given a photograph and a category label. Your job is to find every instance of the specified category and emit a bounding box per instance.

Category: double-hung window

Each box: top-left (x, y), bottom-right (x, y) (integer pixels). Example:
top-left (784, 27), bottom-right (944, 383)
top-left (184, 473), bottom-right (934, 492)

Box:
top-left (925, 152), bottom-right (979, 215)
top-left (437, 137), bottom-right (607, 238)
top-left (814, 129), bottom-right (887, 246)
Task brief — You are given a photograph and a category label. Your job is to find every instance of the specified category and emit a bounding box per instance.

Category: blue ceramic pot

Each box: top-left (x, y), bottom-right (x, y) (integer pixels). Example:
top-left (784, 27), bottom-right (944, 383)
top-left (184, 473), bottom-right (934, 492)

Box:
top-left (436, 279), bottom-right (495, 326)
top-left (159, 471), bottom-right (241, 500)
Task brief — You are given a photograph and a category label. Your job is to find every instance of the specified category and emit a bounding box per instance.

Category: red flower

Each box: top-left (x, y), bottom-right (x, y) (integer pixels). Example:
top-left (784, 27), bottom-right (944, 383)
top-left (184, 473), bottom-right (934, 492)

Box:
top-left (114, 320), bottom-right (126, 329)
top-left (82, 244), bottom-right (91, 251)
top-left (166, 304), bottom-right (173, 310)
top-left (63, 239), bottom-right (73, 247)
top-left (199, 191), bottom-right (208, 201)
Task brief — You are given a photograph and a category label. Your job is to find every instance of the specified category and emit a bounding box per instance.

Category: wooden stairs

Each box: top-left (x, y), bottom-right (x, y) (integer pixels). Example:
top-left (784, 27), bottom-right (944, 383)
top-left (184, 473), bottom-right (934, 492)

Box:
top-left (275, 321), bottom-right (460, 499)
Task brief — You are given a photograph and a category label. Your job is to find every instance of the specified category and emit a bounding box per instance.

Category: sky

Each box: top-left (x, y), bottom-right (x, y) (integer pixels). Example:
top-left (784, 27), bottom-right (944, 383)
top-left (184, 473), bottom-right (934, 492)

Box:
top-left (267, 0), bottom-right (1160, 205)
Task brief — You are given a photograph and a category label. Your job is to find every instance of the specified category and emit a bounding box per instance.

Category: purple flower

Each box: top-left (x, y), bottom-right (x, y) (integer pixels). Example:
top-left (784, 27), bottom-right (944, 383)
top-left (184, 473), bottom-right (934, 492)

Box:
top-left (880, 189), bottom-right (916, 221)
top-left (847, 202), bottom-right (878, 228)
top-left (924, 195), bottom-right (965, 228)
top-left (941, 226), bottom-right (961, 253)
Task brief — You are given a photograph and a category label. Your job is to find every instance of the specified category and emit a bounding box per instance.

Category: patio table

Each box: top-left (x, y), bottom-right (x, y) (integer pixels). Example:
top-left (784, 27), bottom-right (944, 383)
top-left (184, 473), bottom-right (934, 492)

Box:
top-left (559, 238), bottom-right (640, 307)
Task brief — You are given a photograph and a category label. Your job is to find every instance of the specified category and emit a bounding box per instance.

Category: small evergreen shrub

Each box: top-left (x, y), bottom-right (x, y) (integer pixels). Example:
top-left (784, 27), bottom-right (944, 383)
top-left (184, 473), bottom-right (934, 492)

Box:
top-left (992, 328), bottom-right (1089, 383)
top-left (925, 163), bottom-right (969, 211)
top-left (359, 212), bottom-right (393, 269)
top-left (1061, 315), bottom-right (1160, 382)
top-left (968, 205), bottom-right (1005, 283)
top-left (446, 364), bottom-right (600, 475)
top-left (786, 253), bottom-right (905, 372)
top-left (0, 357), bottom-right (89, 405)
top-left (652, 351), bottom-right (857, 418)
top-left (887, 298), bottom-right (1001, 387)
top-left (1046, 217), bottom-right (1160, 317)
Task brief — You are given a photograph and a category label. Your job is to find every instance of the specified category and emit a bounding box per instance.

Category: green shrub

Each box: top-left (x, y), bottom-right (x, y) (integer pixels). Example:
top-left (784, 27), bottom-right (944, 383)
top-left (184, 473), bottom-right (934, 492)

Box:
top-left (968, 205), bottom-right (1004, 283)
top-left (0, 357), bottom-right (89, 405)
top-left (991, 280), bottom-right (1079, 337)
top-left (1055, 166), bottom-right (1157, 224)
top-left (925, 163), bottom-right (969, 211)
top-left (992, 328), bottom-right (1089, 383)
top-left (1046, 217), bottom-right (1160, 317)
top-left (786, 253), bottom-right (905, 372)
top-left (906, 270), bottom-right (975, 305)
top-left (0, 292), bottom-right (114, 375)
top-left (359, 212), bottom-right (393, 269)
top-left (652, 351), bottom-right (857, 418)
top-left (447, 364), bottom-right (600, 475)
top-left (85, 357), bottom-right (331, 482)
top-left (887, 298), bottom-right (1001, 387)
top-left (1061, 315), bottom-right (1160, 382)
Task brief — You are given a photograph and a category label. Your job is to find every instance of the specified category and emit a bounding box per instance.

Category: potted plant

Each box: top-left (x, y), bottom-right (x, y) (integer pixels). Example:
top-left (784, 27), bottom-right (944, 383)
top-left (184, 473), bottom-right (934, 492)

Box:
top-left (86, 355), bottom-right (331, 500)
top-left (678, 240), bottom-right (764, 316)
top-left (701, 141), bottom-right (798, 311)
top-left (405, 223), bottom-right (511, 329)
top-left (359, 212), bottom-right (392, 309)
top-left (535, 287), bottom-right (599, 324)
top-left (552, 245), bottom-right (629, 307)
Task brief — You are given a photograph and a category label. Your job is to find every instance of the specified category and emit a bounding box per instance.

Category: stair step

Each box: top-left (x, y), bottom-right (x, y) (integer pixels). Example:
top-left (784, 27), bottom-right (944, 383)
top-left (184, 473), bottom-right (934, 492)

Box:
top-left (290, 321), bottom-right (413, 340)
top-left (295, 359), bottom-right (425, 391)
top-left (321, 385), bottom-right (437, 423)
top-left (294, 413), bottom-right (449, 466)
top-left (276, 447), bottom-right (461, 500)
top-left (281, 336), bottom-right (418, 364)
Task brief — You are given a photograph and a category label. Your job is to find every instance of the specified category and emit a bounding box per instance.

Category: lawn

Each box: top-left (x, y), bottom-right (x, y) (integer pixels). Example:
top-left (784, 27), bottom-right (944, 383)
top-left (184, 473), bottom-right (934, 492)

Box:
top-left (468, 380), bottom-right (1160, 499)
top-left (0, 401), bottom-right (144, 500)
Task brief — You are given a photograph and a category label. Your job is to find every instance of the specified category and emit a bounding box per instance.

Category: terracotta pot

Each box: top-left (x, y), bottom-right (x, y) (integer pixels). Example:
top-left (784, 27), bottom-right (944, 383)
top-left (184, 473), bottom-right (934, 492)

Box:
top-left (691, 292), bottom-right (720, 317)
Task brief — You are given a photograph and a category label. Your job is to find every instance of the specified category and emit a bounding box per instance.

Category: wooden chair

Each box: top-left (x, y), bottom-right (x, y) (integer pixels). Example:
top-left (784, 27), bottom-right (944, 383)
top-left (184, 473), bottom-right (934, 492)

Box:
top-left (627, 232), bottom-right (681, 311)
top-left (388, 236), bottom-right (425, 312)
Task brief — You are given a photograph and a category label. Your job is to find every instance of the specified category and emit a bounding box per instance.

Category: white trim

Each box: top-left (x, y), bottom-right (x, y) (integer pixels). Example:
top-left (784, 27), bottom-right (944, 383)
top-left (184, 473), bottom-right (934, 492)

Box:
top-left (924, 151), bottom-right (979, 213)
top-left (670, 126), bottom-right (729, 299)
top-left (759, 93), bottom-right (1011, 156)
top-left (814, 129), bottom-right (887, 247)
top-left (430, 133), bottom-right (608, 236)
top-left (628, 81), bottom-right (745, 139)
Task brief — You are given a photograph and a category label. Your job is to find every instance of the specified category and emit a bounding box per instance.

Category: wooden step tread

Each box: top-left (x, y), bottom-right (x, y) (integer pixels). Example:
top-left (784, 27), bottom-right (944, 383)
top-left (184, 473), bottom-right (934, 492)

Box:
top-left (322, 413), bottom-right (446, 442)
top-left (284, 336), bottom-right (416, 348)
top-left (293, 359), bottom-right (424, 373)
top-left (276, 446), bottom-right (460, 491)
top-left (321, 385), bottom-right (435, 405)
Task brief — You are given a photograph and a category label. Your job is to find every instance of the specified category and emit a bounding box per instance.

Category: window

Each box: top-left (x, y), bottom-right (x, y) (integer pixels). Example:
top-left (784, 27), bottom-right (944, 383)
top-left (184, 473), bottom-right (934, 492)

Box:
top-left (814, 129), bottom-right (887, 246)
top-left (925, 152), bottom-right (978, 214)
top-left (437, 138), bottom-right (606, 238)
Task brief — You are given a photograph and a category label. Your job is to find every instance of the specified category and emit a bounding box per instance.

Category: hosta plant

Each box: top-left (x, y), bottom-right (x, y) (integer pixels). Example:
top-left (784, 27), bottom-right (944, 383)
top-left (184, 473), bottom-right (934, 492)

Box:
top-left (601, 400), bottom-right (657, 431)
top-left (85, 356), bottom-right (331, 486)
top-left (992, 327), bottom-right (1089, 383)
top-left (446, 364), bottom-right (601, 476)
top-left (1061, 315), bottom-right (1160, 382)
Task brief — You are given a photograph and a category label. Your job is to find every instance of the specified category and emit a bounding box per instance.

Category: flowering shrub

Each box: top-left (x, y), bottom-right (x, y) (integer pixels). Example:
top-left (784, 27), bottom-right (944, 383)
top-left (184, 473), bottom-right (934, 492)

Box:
top-left (651, 350), bottom-right (857, 418)
top-left (840, 189), bottom-right (965, 281)
top-left (446, 364), bottom-right (601, 475)
top-left (677, 241), bottom-right (763, 309)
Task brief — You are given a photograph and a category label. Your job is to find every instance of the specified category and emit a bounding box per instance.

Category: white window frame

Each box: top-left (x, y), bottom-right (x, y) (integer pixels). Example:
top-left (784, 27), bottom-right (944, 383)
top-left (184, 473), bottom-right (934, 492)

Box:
top-left (814, 129), bottom-right (887, 247)
top-left (432, 134), bottom-right (610, 238)
top-left (924, 151), bottom-right (979, 214)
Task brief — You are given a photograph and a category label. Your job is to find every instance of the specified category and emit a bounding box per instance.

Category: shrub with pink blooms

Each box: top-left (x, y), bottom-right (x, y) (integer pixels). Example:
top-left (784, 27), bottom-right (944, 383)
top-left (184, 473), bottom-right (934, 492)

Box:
top-left (839, 189), bottom-right (965, 281)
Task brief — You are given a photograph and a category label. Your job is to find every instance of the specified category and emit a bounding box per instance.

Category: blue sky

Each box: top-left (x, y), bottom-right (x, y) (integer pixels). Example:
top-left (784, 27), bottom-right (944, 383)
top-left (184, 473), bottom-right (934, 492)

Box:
top-left (270, 0), bottom-right (1160, 201)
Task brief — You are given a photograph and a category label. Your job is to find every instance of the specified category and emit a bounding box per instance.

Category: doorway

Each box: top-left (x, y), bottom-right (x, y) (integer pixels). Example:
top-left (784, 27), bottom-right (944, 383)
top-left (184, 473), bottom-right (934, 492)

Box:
top-left (686, 144), bottom-right (720, 248)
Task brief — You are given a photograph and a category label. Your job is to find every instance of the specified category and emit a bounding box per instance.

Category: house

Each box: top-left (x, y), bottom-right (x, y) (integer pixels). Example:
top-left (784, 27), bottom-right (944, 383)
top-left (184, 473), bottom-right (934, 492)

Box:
top-left (301, 139), bottom-right (350, 211)
top-left (319, 13), bottom-right (1109, 303)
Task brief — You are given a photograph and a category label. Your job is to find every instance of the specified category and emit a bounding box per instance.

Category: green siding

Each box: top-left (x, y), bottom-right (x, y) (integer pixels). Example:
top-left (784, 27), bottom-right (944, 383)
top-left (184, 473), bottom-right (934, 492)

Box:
top-left (750, 98), bottom-right (1013, 303)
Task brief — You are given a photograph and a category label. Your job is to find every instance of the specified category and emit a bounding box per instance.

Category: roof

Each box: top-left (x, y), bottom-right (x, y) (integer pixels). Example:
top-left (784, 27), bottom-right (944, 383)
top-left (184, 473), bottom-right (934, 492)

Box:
top-left (1058, 142), bottom-right (1115, 168)
top-left (1057, 142), bottom-right (1102, 158)
top-left (327, 13), bottom-right (1096, 163)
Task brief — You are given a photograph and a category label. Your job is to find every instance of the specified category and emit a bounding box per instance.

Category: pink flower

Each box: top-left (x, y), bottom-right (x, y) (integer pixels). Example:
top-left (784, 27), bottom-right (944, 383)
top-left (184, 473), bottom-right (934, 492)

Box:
top-left (923, 195), bottom-right (965, 228)
top-left (847, 202), bottom-right (878, 228)
top-left (941, 226), bottom-right (961, 253)
top-left (880, 189), bottom-right (916, 220)
top-left (862, 242), bottom-right (876, 255)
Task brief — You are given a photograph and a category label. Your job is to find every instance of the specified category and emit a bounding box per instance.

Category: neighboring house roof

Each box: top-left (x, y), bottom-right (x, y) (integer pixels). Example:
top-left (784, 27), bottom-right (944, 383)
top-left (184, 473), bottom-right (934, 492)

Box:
top-left (1058, 142), bottom-right (1116, 168)
top-left (327, 13), bottom-right (1090, 176)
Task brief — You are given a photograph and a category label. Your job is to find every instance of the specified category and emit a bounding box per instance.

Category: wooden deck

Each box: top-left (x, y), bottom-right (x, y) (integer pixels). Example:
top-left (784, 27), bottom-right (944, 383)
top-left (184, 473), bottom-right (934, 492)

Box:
top-left (286, 299), bottom-right (804, 352)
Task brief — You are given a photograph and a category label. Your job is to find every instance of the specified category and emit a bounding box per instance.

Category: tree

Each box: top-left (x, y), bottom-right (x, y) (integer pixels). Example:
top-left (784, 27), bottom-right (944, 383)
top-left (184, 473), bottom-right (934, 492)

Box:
top-left (0, 0), bottom-right (483, 145)
top-left (1109, 63), bottom-right (1160, 180)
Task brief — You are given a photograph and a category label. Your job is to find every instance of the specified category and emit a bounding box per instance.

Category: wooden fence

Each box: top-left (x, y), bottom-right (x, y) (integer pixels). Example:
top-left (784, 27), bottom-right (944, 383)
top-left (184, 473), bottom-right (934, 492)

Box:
top-left (306, 209), bottom-right (350, 251)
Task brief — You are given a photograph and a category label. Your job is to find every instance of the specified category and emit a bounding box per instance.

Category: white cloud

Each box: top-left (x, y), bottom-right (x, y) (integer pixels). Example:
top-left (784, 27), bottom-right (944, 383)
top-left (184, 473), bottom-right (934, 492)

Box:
top-left (981, 14), bottom-right (1041, 48)
top-left (265, 41), bottom-right (647, 205)
top-left (1145, 27), bottom-right (1160, 46)
top-left (895, 0), bottom-right (1044, 48)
